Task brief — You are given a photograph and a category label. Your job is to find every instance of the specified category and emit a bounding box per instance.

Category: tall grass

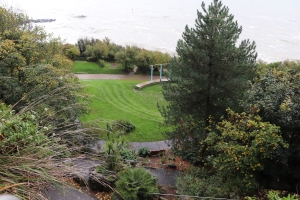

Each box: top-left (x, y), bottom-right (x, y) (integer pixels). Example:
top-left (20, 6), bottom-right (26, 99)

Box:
top-left (0, 103), bottom-right (65, 199)
top-left (80, 80), bottom-right (169, 142)
top-left (0, 84), bottom-right (97, 199)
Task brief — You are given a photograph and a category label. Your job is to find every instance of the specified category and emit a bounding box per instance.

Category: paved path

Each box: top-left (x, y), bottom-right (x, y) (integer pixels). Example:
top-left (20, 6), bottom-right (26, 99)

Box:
top-left (92, 140), bottom-right (172, 153)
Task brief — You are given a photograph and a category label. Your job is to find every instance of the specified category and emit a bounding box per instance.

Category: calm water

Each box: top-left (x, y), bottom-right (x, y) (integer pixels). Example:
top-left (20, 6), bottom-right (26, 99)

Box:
top-left (3, 0), bottom-right (300, 62)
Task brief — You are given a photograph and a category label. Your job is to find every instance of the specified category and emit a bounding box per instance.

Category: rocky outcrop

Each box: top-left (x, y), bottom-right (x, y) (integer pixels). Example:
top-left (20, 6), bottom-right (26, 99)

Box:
top-left (67, 157), bottom-right (117, 192)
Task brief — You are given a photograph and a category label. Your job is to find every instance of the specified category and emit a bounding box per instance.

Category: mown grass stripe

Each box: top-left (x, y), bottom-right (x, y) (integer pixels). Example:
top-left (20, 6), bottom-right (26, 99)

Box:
top-left (80, 80), bottom-right (168, 142)
top-left (100, 84), bottom-right (161, 122)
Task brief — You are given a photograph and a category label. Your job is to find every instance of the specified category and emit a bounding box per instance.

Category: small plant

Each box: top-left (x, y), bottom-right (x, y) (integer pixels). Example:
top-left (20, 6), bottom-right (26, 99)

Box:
top-left (103, 140), bottom-right (119, 170)
top-left (168, 155), bottom-right (176, 161)
top-left (96, 165), bottom-right (110, 175)
top-left (120, 149), bottom-right (137, 161)
top-left (247, 190), bottom-right (299, 200)
top-left (160, 151), bottom-right (166, 164)
top-left (113, 168), bottom-right (158, 200)
top-left (141, 157), bottom-right (149, 166)
top-left (267, 190), bottom-right (298, 200)
top-left (138, 147), bottom-right (150, 157)
top-left (102, 135), bottom-right (132, 171)
top-left (267, 190), bottom-right (281, 200)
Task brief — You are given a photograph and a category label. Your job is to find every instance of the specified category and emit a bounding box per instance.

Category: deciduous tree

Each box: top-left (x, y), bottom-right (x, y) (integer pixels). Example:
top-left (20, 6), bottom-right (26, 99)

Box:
top-left (115, 45), bottom-right (139, 72)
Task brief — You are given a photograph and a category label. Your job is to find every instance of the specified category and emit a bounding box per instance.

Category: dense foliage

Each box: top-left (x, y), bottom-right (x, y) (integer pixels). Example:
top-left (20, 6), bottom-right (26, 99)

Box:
top-left (0, 6), bottom-right (88, 134)
top-left (138, 147), bottom-right (150, 157)
top-left (76, 37), bottom-right (171, 73)
top-left (176, 167), bottom-right (226, 198)
top-left (244, 61), bottom-right (300, 189)
top-left (0, 103), bottom-right (68, 199)
top-left (0, 6), bottom-right (89, 198)
top-left (205, 109), bottom-right (287, 196)
top-left (159, 0), bottom-right (257, 163)
top-left (135, 49), bottom-right (171, 73)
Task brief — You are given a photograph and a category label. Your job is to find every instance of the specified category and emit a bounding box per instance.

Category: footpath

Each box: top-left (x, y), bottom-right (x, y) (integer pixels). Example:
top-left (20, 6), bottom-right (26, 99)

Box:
top-left (92, 140), bottom-right (172, 153)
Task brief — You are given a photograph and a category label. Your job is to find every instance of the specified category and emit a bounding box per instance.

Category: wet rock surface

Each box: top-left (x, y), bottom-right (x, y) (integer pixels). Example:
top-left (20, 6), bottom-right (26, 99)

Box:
top-left (147, 168), bottom-right (179, 186)
top-left (44, 185), bottom-right (97, 200)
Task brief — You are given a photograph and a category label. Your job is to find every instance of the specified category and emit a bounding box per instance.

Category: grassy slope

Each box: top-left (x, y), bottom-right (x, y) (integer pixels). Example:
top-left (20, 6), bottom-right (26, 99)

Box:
top-left (72, 61), bottom-right (125, 74)
top-left (80, 80), bottom-right (169, 142)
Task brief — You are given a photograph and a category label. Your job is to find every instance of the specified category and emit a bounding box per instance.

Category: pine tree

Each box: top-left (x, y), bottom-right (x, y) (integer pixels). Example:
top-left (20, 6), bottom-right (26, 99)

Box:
top-left (159, 0), bottom-right (257, 163)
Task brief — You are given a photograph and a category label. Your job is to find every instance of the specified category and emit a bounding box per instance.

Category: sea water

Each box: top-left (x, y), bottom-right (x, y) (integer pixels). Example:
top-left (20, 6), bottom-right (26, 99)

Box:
top-left (3, 0), bottom-right (300, 62)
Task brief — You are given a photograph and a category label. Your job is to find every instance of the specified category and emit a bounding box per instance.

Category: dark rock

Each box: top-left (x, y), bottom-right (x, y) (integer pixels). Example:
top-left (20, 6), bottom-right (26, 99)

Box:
top-left (88, 170), bottom-right (117, 192)
top-left (44, 185), bottom-right (97, 200)
top-left (68, 157), bottom-right (117, 192)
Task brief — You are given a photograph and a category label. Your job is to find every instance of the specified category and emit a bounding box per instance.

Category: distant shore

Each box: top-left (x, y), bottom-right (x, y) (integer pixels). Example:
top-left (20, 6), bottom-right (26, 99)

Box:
top-left (25, 19), bottom-right (56, 23)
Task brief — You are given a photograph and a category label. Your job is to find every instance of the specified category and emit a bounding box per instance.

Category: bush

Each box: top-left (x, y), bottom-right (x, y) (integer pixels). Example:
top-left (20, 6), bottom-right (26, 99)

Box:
top-left (120, 149), bottom-right (137, 161)
top-left (113, 168), bottom-right (158, 200)
top-left (138, 147), bottom-right (150, 157)
top-left (107, 119), bottom-right (135, 136)
top-left (97, 59), bottom-right (106, 67)
top-left (204, 108), bottom-right (287, 197)
top-left (103, 136), bottom-right (131, 171)
top-left (176, 166), bottom-right (230, 198)
top-left (103, 140), bottom-right (120, 171)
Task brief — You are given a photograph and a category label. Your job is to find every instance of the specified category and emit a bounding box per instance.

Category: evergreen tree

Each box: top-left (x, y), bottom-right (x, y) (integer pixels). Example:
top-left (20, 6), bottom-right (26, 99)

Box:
top-left (159, 0), bottom-right (257, 163)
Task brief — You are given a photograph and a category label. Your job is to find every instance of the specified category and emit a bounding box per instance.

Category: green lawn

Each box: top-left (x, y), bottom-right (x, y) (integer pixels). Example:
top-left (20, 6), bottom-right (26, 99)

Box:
top-left (80, 80), bottom-right (169, 142)
top-left (72, 61), bottom-right (125, 74)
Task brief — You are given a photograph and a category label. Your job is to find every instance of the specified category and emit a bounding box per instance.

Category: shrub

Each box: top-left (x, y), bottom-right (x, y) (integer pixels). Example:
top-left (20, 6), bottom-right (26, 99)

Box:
top-left (176, 166), bottom-right (229, 198)
top-left (138, 147), bottom-right (150, 157)
top-left (97, 59), bottom-right (106, 67)
top-left (103, 140), bottom-right (120, 171)
top-left (103, 136), bottom-right (131, 171)
top-left (114, 168), bottom-right (158, 200)
top-left (107, 119), bottom-right (135, 136)
top-left (205, 108), bottom-right (288, 197)
top-left (119, 149), bottom-right (137, 161)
